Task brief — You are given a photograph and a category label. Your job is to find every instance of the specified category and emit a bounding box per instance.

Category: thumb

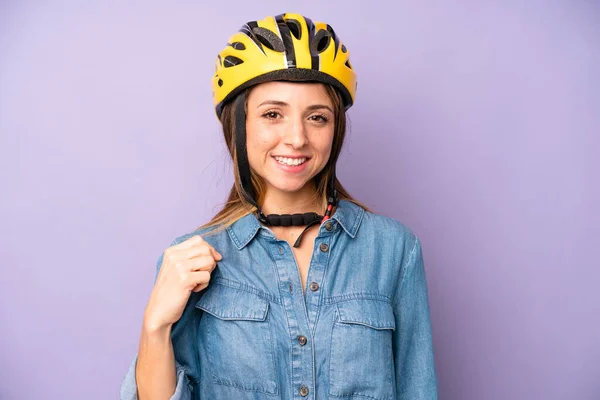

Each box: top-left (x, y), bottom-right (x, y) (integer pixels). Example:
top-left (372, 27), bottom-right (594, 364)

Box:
top-left (211, 247), bottom-right (223, 261)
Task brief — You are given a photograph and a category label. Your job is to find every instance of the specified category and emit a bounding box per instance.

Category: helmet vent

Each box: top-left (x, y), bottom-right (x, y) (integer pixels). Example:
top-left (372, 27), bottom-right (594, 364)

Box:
top-left (345, 59), bottom-right (352, 69)
top-left (311, 30), bottom-right (331, 54)
top-left (285, 19), bottom-right (302, 40)
top-left (252, 27), bottom-right (285, 52)
top-left (223, 55), bottom-right (244, 67)
top-left (229, 41), bottom-right (246, 50)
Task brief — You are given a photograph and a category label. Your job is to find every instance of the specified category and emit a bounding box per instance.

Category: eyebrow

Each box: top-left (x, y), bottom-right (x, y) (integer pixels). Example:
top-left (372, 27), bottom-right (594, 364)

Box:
top-left (257, 100), bottom-right (333, 113)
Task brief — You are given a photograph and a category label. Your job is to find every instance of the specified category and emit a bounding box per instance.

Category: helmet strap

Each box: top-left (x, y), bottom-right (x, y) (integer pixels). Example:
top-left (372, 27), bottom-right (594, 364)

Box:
top-left (233, 92), bottom-right (339, 248)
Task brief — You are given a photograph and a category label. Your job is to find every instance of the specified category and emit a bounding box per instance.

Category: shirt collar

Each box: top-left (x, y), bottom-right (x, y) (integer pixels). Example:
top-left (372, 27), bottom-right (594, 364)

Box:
top-left (226, 199), bottom-right (365, 250)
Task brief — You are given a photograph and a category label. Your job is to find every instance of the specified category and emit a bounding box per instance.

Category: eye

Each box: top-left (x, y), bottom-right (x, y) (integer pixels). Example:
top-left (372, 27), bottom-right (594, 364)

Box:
top-left (310, 113), bottom-right (329, 124)
top-left (262, 110), bottom-right (281, 120)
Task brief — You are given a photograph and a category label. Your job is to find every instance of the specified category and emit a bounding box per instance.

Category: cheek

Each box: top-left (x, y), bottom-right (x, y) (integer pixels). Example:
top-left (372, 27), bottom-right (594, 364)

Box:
top-left (316, 129), bottom-right (335, 159)
top-left (245, 121), bottom-right (277, 160)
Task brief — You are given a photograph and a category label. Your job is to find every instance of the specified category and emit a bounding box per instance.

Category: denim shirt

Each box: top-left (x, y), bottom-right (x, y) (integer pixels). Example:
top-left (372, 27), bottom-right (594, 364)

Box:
top-left (120, 199), bottom-right (438, 400)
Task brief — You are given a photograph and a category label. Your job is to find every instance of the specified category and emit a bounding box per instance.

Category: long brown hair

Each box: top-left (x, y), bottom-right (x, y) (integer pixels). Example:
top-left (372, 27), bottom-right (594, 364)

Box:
top-left (197, 83), bottom-right (371, 236)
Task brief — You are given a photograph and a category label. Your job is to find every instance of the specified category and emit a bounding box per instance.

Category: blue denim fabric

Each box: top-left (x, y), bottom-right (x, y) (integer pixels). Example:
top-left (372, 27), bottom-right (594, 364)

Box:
top-left (120, 199), bottom-right (438, 399)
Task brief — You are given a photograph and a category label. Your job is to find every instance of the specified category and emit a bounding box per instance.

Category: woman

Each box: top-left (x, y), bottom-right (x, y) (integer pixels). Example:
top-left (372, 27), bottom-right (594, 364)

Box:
top-left (121, 12), bottom-right (438, 400)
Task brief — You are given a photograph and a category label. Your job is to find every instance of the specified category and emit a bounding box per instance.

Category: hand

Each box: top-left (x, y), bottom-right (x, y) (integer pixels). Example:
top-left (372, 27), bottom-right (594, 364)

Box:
top-left (143, 235), bottom-right (222, 332)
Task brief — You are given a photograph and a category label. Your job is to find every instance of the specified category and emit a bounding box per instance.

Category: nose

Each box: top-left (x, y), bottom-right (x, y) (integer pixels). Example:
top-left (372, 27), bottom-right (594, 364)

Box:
top-left (283, 118), bottom-right (308, 149)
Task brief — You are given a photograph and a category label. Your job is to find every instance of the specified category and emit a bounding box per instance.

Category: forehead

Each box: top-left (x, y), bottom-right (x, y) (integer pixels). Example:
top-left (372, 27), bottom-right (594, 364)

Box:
top-left (247, 81), bottom-right (332, 105)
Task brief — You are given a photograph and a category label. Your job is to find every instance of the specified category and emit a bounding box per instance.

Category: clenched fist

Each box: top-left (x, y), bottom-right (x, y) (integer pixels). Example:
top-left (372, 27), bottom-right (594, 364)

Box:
top-left (143, 235), bottom-right (222, 332)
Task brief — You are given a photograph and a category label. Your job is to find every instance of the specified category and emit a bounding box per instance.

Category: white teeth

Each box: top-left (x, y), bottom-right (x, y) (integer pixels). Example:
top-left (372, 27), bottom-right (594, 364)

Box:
top-left (275, 156), bottom-right (307, 166)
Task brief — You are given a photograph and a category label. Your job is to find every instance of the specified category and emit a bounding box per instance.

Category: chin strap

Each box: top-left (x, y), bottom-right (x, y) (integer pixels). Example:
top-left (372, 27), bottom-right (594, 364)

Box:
top-left (233, 91), bottom-right (339, 248)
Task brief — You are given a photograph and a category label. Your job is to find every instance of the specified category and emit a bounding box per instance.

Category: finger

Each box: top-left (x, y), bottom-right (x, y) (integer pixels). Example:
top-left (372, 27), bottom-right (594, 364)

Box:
top-left (191, 239), bottom-right (221, 260)
top-left (192, 282), bottom-right (209, 293)
top-left (170, 244), bottom-right (212, 262)
top-left (180, 243), bottom-right (221, 262)
top-left (210, 246), bottom-right (223, 261)
top-left (170, 235), bottom-right (205, 251)
top-left (183, 255), bottom-right (218, 272)
top-left (162, 236), bottom-right (204, 261)
top-left (173, 239), bottom-right (221, 262)
top-left (188, 270), bottom-right (211, 288)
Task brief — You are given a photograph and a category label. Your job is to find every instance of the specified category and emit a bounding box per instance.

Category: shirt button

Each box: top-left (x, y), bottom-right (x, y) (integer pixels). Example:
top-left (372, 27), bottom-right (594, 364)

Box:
top-left (309, 282), bottom-right (319, 291)
top-left (299, 386), bottom-right (309, 396)
top-left (298, 335), bottom-right (307, 346)
top-left (325, 221), bottom-right (333, 231)
top-left (278, 246), bottom-right (284, 254)
top-left (319, 243), bottom-right (329, 252)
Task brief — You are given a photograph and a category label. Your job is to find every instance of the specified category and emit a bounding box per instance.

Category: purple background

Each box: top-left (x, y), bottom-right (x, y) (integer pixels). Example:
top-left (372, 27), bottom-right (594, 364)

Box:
top-left (1, 1), bottom-right (598, 399)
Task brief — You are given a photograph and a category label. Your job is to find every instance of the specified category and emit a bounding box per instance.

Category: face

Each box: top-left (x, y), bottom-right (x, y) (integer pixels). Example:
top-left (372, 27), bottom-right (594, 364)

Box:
top-left (245, 81), bottom-right (335, 196)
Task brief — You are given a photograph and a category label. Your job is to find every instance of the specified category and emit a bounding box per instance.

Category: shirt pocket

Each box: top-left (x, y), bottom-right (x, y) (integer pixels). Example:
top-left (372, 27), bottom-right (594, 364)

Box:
top-left (329, 299), bottom-right (396, 400)
top-left (195, 283), bottom-right (278, 395)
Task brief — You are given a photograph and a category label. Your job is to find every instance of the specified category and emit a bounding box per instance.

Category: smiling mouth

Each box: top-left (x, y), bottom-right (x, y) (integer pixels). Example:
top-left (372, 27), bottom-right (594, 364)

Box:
top-left (273, 156), bottom-right (308, 166)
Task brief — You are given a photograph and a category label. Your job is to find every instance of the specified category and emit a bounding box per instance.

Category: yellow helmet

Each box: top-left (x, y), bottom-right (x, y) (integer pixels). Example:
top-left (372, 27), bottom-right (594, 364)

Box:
top-left (212, 12), bottom-right (357, 119)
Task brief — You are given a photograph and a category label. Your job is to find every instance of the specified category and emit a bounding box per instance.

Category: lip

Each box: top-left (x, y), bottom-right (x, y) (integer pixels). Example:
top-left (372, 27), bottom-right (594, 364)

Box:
top-left (272, 155), bottom-right (311, 159)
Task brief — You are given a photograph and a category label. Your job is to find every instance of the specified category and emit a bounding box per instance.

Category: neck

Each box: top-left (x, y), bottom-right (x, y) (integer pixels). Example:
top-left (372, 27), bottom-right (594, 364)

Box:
top-left (259, 183), bottom-right (324, 216)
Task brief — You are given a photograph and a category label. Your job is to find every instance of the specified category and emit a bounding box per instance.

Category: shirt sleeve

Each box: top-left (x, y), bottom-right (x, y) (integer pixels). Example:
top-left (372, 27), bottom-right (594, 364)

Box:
top-left (120, 236), bottom-right (203, 399)
top-left (392, 236), bottom-right (438, 399)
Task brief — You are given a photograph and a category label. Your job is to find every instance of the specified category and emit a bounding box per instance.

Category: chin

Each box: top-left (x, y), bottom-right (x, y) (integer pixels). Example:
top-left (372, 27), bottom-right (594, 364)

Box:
top-left (266, 180), bottom-right (310, 194)
top-left (273, 185), bottom-right (306, 193)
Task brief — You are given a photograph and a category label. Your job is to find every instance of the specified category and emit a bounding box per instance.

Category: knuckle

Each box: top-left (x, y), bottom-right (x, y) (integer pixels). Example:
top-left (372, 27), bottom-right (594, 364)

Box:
top-left (204, 255), bottom-right (215, 267)
top-left (166, 251), bottom-right (178, 263)
top-left (179, 272), bottom-right (189, 283)
top-left (191, 235), bottom-right (204, 245)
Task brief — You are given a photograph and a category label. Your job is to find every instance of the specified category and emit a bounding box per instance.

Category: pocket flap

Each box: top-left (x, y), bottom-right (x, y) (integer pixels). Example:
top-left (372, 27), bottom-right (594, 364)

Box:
top-left (335, 299), bottom-right (396, 330)
top-left (195, 283), bottom-right (269, 321)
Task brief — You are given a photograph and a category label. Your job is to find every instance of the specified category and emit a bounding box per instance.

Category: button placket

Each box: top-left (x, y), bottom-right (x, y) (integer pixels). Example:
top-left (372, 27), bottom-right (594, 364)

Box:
top-left (267, 238), bottom-right (313, 400)
top-left (303, 232), bottom-right (334, 342)
top-left (307, 239), bottom-right (328, 294)
top-left (264, 222), bottom-right (339, 400)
